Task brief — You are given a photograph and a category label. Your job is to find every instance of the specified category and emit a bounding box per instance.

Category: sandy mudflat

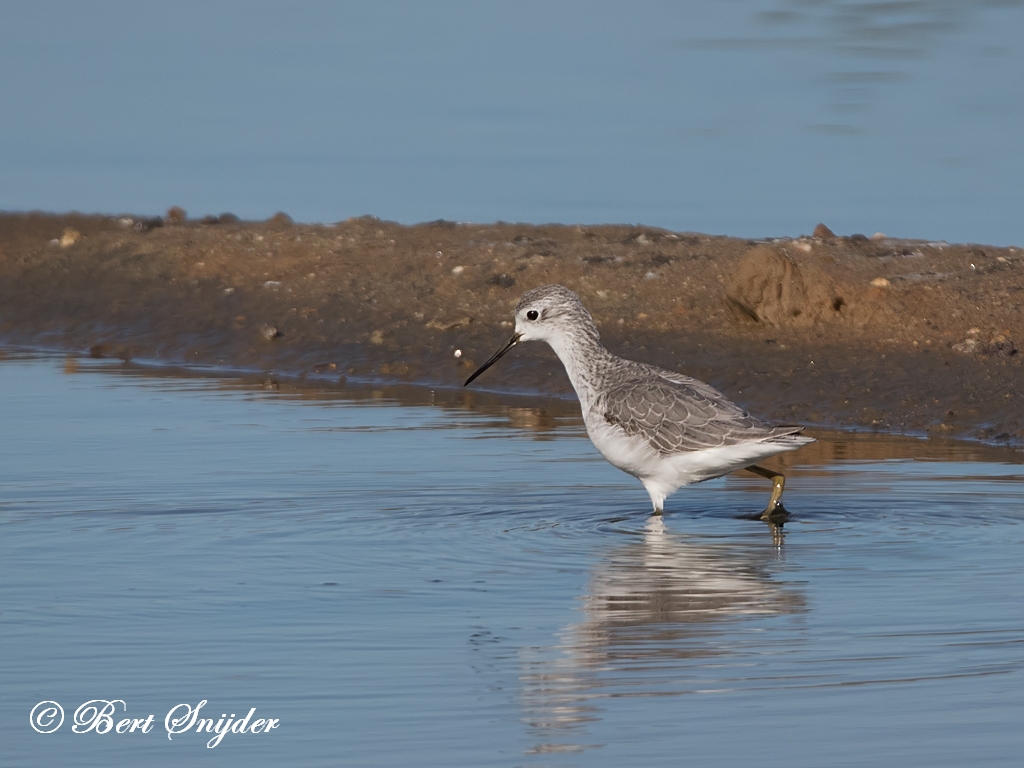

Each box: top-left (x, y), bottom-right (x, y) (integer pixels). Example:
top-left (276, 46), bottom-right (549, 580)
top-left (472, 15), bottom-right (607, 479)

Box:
top-left (0, 212), bottom-right (1020, 443)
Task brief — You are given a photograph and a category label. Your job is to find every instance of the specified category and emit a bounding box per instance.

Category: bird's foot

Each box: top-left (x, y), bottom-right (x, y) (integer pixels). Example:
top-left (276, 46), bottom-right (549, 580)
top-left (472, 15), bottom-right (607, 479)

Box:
top-left (760, 498), bottom-right (789, 525)
top-left (747, 464), bottom-right (788, 523)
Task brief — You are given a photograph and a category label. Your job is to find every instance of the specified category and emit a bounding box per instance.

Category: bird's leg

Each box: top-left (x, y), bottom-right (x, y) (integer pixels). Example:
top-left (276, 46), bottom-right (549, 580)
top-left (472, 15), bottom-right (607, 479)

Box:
top-left (643, 482), bottom-right (666, 516)
top-left (746, 464), bottom-right (787, 521)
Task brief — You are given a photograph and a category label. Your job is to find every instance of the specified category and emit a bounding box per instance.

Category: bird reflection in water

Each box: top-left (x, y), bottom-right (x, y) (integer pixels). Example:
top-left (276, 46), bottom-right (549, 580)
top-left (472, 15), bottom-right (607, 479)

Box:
top-left (519, 516), bottom-right (805, 750)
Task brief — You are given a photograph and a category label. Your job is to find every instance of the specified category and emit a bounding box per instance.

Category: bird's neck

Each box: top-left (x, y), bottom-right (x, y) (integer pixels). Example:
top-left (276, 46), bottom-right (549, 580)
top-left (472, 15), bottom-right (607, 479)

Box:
top-left (546, 331), bottom-right (616, 412)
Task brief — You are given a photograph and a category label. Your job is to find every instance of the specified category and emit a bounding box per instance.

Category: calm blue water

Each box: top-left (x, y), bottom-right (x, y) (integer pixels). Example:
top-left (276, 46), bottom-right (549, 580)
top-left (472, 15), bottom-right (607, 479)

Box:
top-left (0, 1), bottom-right (1021, 244)
top-left (2, 352), bottom-right (1024, 767)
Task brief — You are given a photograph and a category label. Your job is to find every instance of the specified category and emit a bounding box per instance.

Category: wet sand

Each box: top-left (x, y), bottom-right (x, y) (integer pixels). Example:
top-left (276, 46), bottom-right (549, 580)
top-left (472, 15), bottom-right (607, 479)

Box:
top-left (0, 211), bottom-right (1021, 443)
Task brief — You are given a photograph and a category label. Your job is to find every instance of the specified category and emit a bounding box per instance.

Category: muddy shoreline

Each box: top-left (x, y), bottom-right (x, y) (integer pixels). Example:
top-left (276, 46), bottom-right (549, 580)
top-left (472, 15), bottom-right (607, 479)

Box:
top-left (1, 211), bottom-right (1021, 444)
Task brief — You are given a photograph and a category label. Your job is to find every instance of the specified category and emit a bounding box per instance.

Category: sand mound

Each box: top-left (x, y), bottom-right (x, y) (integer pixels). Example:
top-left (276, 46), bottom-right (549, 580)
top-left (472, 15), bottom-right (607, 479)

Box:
top-left (725, 245), bottom-right (845, 326)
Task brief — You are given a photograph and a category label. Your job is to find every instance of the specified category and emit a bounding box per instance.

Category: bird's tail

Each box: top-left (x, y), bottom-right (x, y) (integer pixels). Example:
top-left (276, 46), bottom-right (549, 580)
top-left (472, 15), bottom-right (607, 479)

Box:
top-left (763, 427), bottom-right (815, 447)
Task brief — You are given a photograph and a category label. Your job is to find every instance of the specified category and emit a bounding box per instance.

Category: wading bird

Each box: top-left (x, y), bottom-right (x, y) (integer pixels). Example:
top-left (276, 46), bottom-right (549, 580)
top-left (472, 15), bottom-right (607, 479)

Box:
top-left (465, 284), bottom-right (813, 518)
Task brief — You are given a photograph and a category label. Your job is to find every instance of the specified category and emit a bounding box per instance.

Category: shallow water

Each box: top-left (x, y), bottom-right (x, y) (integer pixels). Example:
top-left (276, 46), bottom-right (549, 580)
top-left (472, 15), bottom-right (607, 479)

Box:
top-left (1, 2), bottom-right (1022, 244)
top-left (2, 352), bottom-right (1024, 767)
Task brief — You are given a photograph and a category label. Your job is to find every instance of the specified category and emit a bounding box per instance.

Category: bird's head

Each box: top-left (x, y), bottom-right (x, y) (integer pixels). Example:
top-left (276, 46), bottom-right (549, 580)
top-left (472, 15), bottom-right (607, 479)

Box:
top-left (464, 284), bottom-right (599, 386)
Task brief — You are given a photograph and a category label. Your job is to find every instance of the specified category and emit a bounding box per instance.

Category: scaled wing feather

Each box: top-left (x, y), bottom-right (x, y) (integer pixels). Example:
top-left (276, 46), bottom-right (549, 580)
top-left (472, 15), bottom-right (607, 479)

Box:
top-left (602, 375), bottom-right (800, 455)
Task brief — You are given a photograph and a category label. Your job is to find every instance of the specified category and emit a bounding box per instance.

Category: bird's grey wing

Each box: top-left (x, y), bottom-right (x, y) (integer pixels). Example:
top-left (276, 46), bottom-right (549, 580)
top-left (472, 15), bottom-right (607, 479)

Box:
top-left (601, 376), bottom-right (796, 455)
top-left (647, 366), bottom-right (745, 412)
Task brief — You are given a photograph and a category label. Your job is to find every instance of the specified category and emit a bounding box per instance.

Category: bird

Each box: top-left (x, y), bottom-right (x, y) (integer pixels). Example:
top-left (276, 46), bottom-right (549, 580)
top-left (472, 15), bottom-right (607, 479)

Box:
top-left (464, 284), bottom-right (813, 518)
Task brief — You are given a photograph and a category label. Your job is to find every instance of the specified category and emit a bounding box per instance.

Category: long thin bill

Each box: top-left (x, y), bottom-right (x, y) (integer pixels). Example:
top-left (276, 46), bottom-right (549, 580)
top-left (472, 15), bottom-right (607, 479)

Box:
top-left (464, 333), bottom-right (521, 386)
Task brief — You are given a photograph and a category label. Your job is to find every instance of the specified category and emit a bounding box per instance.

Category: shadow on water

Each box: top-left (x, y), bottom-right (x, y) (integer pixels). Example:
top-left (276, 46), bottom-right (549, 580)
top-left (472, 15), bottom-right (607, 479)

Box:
top-left (513, 502), bottom-right (1024, 758)
top-left (519, 515), bottom-right (804, 750)
top-left (16, 346), bottom-right (1024, 462)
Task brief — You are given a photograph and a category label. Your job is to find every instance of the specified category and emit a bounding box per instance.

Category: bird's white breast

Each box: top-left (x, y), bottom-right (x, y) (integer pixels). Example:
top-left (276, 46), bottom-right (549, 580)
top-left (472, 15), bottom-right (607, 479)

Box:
top-left (583, 412), bottom-right (662, 479)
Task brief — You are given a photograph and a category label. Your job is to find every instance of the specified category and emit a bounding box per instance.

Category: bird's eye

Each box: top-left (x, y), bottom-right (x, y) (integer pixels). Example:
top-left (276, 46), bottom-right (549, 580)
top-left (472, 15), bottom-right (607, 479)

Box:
top-left (526, 310), bottom-right (539, 321)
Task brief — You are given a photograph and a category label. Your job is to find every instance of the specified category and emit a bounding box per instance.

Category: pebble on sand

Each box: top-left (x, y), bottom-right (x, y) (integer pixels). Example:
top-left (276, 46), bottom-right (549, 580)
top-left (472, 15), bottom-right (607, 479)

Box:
top-left (812, 223), bottom-right (835, 239)
top-left (953, 338), bottom-right (980, 354)
top-left (870, 277), bottom-right (891, 288)
top-left (59, 228), bottom-right (81, 247)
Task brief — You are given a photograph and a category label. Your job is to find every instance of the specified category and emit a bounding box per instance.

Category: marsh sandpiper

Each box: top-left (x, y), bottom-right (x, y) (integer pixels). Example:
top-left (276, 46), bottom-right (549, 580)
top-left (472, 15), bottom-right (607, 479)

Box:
top-left (465, 284), bottom-right (813, 518)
